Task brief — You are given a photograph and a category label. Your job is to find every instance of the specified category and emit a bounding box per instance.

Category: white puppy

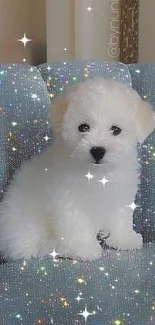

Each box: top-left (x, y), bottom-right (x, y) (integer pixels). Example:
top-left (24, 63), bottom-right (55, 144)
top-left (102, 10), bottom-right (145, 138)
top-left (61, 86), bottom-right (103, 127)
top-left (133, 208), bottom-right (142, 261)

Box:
top-left (0, 78), bottom-right (154, 261)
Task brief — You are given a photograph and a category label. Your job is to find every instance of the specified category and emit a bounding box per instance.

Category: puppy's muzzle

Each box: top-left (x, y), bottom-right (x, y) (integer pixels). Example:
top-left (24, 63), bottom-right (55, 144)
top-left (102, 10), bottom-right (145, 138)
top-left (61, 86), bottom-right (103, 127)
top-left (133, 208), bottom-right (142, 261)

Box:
top-left (90, 146), bottom-right (106, 164)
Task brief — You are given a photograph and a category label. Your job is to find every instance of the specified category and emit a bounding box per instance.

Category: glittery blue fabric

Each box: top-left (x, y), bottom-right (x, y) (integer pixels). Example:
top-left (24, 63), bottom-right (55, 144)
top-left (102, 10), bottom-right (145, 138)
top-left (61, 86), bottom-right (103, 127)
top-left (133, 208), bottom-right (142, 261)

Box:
top-left (0, 245), bottom-right (155, 325)
top-left (38, 60), bottom-right (132, 97)
top-left (0, 64), bottom-right (53, 200)
top-left (0, 61), bottom-right (155, 325)
top-left (128, 63), bottom-right (155, 243)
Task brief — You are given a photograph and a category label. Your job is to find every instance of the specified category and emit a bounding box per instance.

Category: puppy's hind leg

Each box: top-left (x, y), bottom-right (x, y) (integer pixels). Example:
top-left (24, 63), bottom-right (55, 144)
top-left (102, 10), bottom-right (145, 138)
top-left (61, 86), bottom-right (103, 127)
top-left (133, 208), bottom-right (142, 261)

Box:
top-left (0, 213), bottom-right (54, 260)
top-left (51, 209), bottom-right (103, 262)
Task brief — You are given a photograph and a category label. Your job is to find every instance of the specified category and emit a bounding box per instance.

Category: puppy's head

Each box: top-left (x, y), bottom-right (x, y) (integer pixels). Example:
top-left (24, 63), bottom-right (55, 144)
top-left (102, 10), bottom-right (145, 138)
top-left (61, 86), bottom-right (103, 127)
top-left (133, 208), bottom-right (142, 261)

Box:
top-left (49, 77), bottom-right (155, 166)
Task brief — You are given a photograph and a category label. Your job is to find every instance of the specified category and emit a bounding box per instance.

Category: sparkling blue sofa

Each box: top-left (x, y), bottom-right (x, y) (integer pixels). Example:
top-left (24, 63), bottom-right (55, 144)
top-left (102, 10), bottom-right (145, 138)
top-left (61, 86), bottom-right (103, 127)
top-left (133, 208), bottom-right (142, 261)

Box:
top-left (0, 61), bottom-right (155, 325)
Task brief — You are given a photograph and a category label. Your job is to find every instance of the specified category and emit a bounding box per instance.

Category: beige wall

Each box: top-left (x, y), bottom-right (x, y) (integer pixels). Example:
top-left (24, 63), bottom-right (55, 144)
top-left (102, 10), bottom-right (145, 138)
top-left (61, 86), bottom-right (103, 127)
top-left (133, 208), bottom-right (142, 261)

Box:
top-left (139, 0), bottom-right (155, 62)
top-left (0, 0), bottom-right (46, 65)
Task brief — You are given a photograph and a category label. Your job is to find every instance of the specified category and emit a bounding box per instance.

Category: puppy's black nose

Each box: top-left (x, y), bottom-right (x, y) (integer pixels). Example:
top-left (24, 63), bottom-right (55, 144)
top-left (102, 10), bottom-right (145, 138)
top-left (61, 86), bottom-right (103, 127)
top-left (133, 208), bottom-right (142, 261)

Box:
top-left (90, 146), bottom-right (106, 163)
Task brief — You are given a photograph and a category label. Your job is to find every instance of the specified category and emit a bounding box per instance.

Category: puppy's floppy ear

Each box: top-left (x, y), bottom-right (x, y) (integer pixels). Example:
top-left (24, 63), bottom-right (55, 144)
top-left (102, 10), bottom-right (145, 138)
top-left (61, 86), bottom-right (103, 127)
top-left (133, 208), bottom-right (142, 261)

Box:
top-left (49, 92), bottom-right (69, 133)
top-left (49, 84), bottom-right (79, 133)
top-left (136, 98), bottom-right (155, 144)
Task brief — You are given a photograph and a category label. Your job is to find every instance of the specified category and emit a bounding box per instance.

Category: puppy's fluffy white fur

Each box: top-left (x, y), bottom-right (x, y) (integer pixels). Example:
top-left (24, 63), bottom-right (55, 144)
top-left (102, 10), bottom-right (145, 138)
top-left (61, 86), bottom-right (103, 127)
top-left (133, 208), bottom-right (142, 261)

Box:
top-left (0, 77), bottom-right (154, 261)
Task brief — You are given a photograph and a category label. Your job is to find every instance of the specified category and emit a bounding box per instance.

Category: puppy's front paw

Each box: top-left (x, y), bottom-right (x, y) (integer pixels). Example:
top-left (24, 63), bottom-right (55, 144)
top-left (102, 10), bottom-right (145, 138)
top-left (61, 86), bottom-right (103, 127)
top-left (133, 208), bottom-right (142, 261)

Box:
top-left (106, 231), bottom-right (143, 251)
top-left (76, 241), bottom-right (103, 262)
top-left (60, 238), bottom-right (102, 262)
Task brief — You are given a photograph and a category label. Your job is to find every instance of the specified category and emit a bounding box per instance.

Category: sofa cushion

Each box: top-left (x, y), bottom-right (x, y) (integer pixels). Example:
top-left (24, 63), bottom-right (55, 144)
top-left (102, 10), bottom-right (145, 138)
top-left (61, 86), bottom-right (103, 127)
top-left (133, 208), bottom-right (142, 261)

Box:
top-left (0, 244), bottom-right (155, 325)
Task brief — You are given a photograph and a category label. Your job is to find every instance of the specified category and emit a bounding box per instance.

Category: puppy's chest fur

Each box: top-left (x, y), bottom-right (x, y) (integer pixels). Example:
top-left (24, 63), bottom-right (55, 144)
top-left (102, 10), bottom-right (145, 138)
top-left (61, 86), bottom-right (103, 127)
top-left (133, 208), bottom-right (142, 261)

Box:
top-left (23, 145), bottom-right (139, 232)
top-left (68, 168), bottom-right (137, 217)
top-left (44, 156), bottom-right (139, 230)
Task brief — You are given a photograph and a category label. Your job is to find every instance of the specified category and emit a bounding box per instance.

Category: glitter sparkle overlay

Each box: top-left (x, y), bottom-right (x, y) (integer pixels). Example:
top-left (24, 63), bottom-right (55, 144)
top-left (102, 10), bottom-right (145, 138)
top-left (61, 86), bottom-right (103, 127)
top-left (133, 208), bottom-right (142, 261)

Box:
top-left (17, 33), bottom-right (32, 48)
top-left (0, 63), bottom-right (53, 200)
top-left (38, 60), bottom-right (132, 101)
top-left (1, 246), bottom-right (155, 325)
top-left (1, 61), bottom-right (155, 324)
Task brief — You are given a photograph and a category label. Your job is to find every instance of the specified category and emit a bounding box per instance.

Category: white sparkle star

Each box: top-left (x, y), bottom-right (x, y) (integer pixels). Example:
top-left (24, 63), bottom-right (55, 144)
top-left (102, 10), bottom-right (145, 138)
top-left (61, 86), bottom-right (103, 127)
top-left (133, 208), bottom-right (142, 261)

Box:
top-left (87, 6), bottom-right (93, 11)
top-left (18, 33), bottom-right (32, 47)
top-left (72, 260), bottom-right (78, 264)
top-left (16, 314), bottom-right (22, 319)
top-left (126, 202), bottom-right (138, 211)
top-left (47, 66), bottom-right (51, 71)
top-left (85, 171), bottom-right (94, 181)
top-left (12, 147), bottom-right (17, 152)
top-left (48, 249), bottom-right (59, 259)
top-left (31, 93), bottom-right (37, 99)
top-left (12, 121), bottom-right (17, 126)
top-left (134, 289), bottom-right (140, 294)
top-left (44, 135), bottom-right (49, 141)
top-left (79, 305), bottom-right (92, 322)
top-left (75, 294), bottom-right (83, 303)
top-left (98, 176), bottom-right (110, 186)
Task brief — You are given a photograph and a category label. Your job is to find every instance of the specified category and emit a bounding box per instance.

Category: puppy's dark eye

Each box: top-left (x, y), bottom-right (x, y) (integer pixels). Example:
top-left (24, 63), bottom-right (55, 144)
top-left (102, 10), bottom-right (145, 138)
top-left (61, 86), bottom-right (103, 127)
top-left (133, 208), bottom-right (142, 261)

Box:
top-left (110, 125), bottom-right (122, 136)
top-left (78, 123), bottom-right (90, 133)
